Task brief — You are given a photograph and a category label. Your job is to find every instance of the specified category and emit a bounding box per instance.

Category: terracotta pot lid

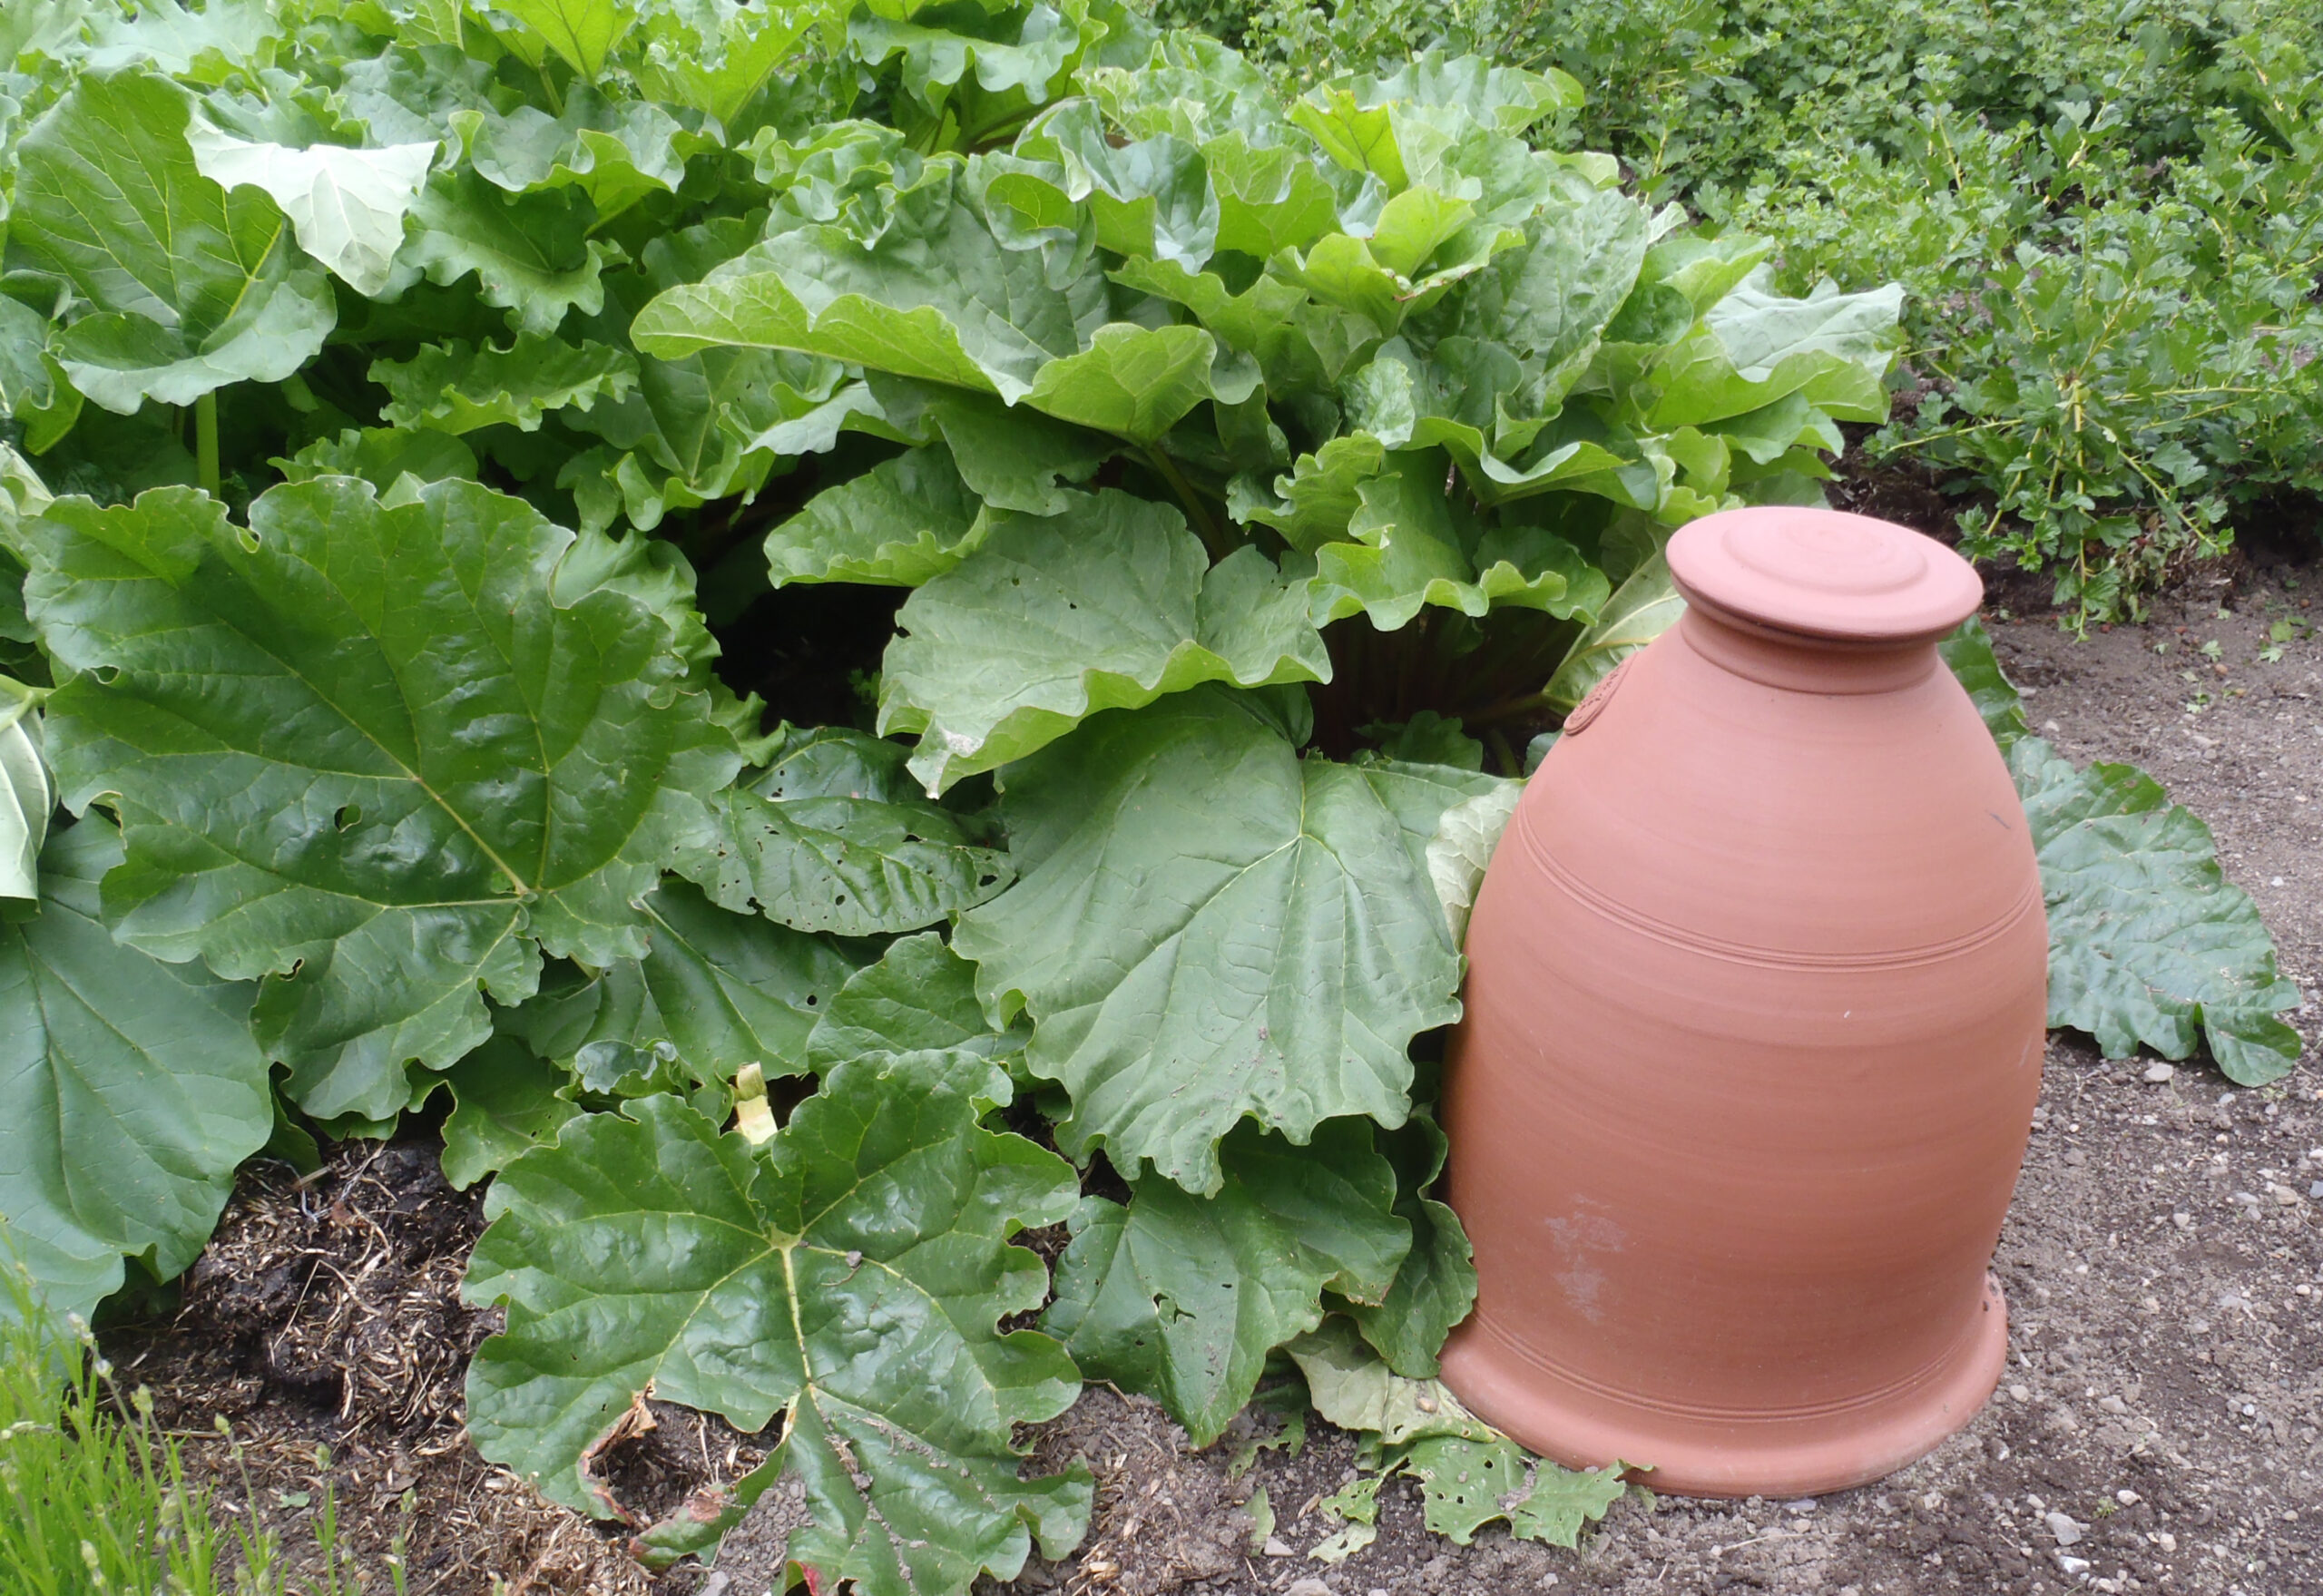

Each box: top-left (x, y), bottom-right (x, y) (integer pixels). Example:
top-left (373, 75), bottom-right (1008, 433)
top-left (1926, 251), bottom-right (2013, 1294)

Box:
top-left (1667, 506), bottom-right (1983, 643)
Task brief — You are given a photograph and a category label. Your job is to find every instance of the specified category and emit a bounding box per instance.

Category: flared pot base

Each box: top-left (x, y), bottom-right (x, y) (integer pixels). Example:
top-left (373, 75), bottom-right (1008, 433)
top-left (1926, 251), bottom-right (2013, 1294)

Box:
top-left (1438, 1274), bottom-right (2011, 1500)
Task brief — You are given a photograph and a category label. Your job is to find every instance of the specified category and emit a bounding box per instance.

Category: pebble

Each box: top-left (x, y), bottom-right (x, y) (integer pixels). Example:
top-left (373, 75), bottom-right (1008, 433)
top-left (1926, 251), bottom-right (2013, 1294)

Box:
top-left (1264, 1536), bottom-right (1294, 1557)
top-left (697, 1577), bottom-right (730, 1596)
top-left (1783, 1498), bottom-right (1819, 1513)
top-left (2057, 1553), bottom-right (2093, 1575)
top-left (2157, 1532), bottom-right (2178, 1552)
top-left (1283, 1581), bottom-right (1335, 1596)
top-left (2116, 1490), bottom-right (2141, 1505)
top-left (2009, 1384), bottom-right (2034, 1404)
top-left (2144, 1062), bottom-right (2176, 1083)
top-left (2311, 1180), bottom-right (2323, 1199)
top-left (2063, 1149), bottom-right (2086, 1165)
top-left (2098, 1395), bottom-right (2130, 1415)
top-left (2046, 1511), bottom-right (2086, 1547)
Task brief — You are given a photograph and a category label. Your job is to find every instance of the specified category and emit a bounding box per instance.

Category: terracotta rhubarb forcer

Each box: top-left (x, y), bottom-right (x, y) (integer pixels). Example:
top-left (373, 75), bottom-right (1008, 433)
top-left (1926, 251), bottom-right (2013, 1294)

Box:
top-left (1438, 506), bottom-right (2046, 1499)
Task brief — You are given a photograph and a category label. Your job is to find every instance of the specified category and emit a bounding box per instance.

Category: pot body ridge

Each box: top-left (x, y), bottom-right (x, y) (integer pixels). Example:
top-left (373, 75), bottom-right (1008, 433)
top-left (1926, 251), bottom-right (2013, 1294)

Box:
top-left (1438, 600), bottom-right (2047, 1498)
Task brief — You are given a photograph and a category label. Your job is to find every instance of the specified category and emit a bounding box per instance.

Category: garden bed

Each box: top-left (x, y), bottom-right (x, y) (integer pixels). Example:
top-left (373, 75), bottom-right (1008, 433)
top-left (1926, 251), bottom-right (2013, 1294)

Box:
top-left (105, 559), bottom-right (2321, 1596)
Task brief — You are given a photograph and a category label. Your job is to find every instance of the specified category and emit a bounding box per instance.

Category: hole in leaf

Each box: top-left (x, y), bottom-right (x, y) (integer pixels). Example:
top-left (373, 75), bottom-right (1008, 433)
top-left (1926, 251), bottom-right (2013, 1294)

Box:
top-left (334, 805), bottom-right (362, 831)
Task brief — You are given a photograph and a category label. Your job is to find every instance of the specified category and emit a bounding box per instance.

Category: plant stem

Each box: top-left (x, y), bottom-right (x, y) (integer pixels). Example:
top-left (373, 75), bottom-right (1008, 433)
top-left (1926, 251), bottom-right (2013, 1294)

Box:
top-left (195, 391), bottom-right (221, 500)
top-left (1144, 446), bottom-right (1230, 559)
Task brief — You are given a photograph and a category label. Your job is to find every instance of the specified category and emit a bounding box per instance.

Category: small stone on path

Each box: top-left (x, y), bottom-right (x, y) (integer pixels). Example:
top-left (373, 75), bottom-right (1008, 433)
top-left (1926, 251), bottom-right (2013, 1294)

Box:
top-left (1283, 1581), bottom-right (1335, 1596)
top-left (2046, 1510), bottom-right (2085, 1547)
top-left (1264, 1536), bottom-right (1294, 1557)
top-left (2144, 1062), bottom-right (2176, 1083)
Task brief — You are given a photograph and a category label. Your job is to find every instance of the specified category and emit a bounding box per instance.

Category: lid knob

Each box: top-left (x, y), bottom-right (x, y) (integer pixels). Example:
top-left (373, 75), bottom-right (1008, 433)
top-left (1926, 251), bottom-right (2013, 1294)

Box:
top-left (1666, 507), bottom-right (1983, 643)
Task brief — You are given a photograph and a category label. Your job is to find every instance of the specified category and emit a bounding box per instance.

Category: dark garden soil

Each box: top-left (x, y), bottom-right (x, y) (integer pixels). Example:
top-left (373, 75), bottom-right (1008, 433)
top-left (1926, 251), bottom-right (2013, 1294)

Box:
top-left (103, 550), bottom-right (2322, 1596)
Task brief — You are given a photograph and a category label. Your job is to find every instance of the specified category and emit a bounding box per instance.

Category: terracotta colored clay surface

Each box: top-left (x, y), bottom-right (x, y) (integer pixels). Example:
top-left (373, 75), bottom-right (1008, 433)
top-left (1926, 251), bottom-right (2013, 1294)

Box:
top-left (1439, 507), bottom-right (2047, 1499)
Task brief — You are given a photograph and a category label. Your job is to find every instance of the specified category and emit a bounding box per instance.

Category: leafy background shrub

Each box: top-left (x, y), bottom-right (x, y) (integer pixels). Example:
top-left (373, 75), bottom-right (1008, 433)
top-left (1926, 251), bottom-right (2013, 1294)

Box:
top-left (1177, 0), bottom-right (2323, 626)
top-left (0, 1), bottom-right (2302, 1590)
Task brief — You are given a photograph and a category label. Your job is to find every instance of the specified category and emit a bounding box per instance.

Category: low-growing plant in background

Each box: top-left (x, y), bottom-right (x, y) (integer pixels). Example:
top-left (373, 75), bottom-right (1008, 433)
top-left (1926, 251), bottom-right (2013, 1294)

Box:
top-left (0, 3), bottom-right (2302, 1591)
top-left (1713, 33), bottom-right (2323, 626)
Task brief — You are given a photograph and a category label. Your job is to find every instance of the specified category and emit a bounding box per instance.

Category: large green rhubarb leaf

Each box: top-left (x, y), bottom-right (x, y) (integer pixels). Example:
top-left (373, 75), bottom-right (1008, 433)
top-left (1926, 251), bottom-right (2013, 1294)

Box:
top-left (451, 85), bottom-right (701, 220)
top-left (1307, 453), bottom-right (1609, 631)
top-left (496, 877), bottom-right (861, 1091)
top-left (676, 724), bottom-right (1015, 934)
top-left (805, 931), bottom-right (1030, 1072)
top-left (8, 70), bottom-right (335, 411)
top-left (1046, 1119), bottom-right (1408, 1445)
top-left (630, 166), bottom-right (1249, 434)
top-left (955, 686), bottom-right (1502, 1192)
top-left (0, 817), bottom-right (270, 1329)
top-left (1342, 1114), bottom-right (1476, 1378)
top-left (568, 225), bottom-right (841, 534)
top-left (633, 0), bottom-right (821, 127)
top-left (765, 446), bottom-right (987, 588)
top-left (465, 1055), bottom-right (1089, 1592)
top-left (631, 169), bottom-right (1098, 398)
top-left (436, 1035), bottom-right (582, 1191)
top-left (78, 0), bottom-right (279, 72)
top-left (879, 491), bottom-right (1329, 793)
top-left (402, 169), bottom-right (622, 338)
top-left (1650, 269), bottom-right (1902, 427)
top-left (26, 479), bottom-right (738, 1121)
top-left (1937, 623), bottom-right (2302, 1084)
top-left (493, 0), bottom-right (640, 79)
top-left (181, 122), bottom-right (436, 297)
top-left (371, 334), bottom-right (641, 433)
top-left (2013, 737), bottom-right (2302, 1084)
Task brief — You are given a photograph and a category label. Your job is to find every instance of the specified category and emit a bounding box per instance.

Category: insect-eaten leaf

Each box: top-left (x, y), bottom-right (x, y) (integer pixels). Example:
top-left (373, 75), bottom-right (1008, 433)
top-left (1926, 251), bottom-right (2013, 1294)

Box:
top-left (465, 1052), bottom-right (1088, 1596)
top-left (25, 478), bottom-right (738, 1121)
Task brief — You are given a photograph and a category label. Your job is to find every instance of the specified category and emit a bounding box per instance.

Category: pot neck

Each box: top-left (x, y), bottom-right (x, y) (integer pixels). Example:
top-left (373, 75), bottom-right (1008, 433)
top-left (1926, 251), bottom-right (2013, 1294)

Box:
top-left (1677, 605), bottom-right (1940, 695)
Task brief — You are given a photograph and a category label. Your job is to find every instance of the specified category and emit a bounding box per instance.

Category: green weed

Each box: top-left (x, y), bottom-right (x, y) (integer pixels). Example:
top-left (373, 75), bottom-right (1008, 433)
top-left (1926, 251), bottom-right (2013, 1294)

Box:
top-left (0, 1265), bottom-right (405, 1596)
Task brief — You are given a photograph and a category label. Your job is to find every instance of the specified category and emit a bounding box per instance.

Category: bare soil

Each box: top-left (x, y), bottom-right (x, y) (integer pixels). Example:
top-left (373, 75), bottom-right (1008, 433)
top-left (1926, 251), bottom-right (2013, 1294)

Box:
top-left (105, 555), bottom-right (2322, 1596)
